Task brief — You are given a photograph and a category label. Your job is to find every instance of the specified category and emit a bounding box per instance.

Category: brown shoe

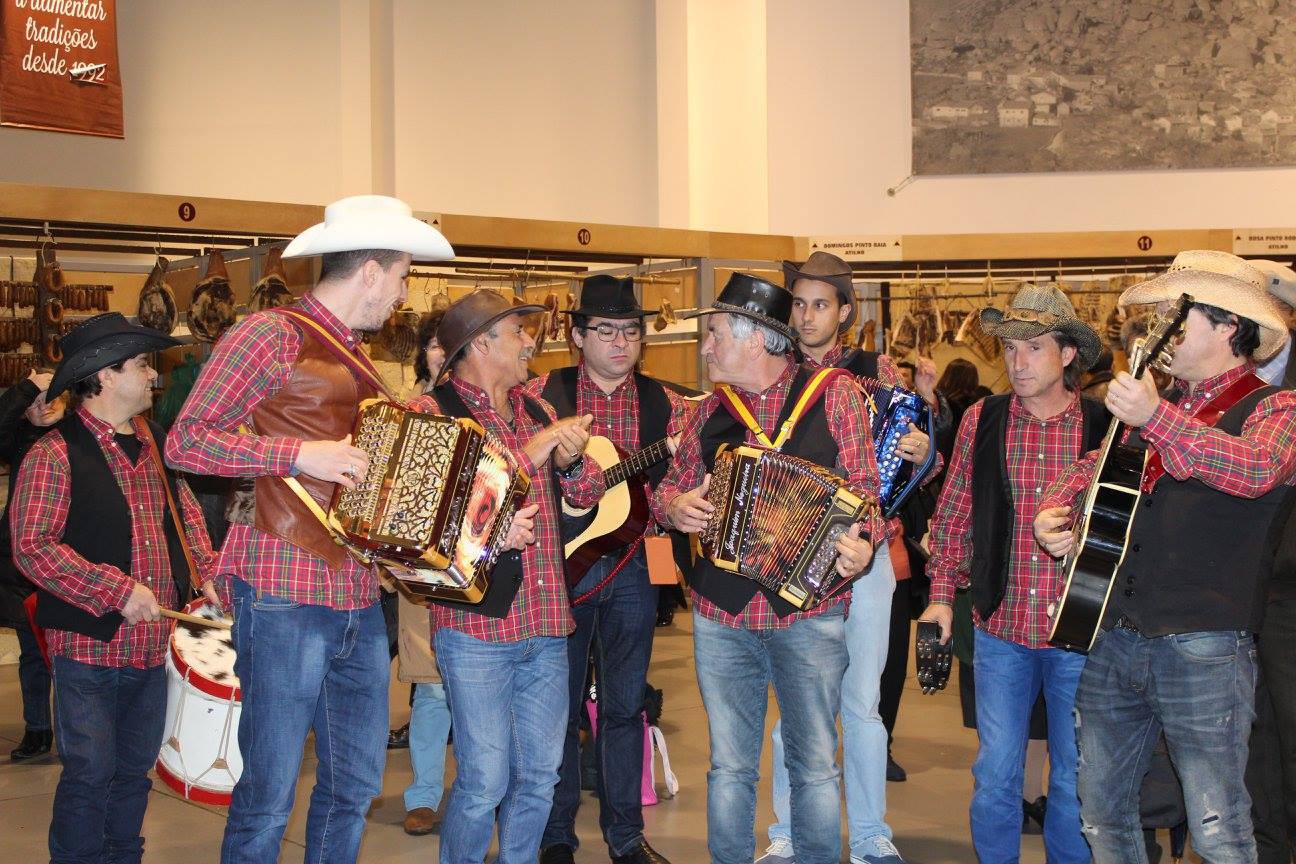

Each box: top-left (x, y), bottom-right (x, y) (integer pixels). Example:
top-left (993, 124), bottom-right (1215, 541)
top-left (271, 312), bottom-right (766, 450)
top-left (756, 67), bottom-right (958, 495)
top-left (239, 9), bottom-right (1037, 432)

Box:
top-left (402, 807), bottom-right (441, 836)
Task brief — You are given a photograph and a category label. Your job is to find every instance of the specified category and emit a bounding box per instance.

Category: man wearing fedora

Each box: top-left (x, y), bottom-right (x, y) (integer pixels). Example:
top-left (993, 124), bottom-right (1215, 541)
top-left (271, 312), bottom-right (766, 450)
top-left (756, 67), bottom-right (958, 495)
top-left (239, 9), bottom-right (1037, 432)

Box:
top-left (407, 288), bottom-right (606, 864)
top-left (523, 274), bottom-right (691, 864)
top-left (651, 272), bottom-right (885, 864)
top-left (11, 313), bottom-right (217, 864)
top-left (1037, 250), bottom-right (1296, 863)
top-left (166, 195), bottom-right (454, 863)
top-left (919, 284), bottom-right (1106, 864)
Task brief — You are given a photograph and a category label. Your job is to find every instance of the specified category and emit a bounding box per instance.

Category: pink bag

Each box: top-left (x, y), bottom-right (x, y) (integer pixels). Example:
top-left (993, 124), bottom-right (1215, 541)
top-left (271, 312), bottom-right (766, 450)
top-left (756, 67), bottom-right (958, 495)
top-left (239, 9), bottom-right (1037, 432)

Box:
top-left (584, 701), bottom-right (679, 806)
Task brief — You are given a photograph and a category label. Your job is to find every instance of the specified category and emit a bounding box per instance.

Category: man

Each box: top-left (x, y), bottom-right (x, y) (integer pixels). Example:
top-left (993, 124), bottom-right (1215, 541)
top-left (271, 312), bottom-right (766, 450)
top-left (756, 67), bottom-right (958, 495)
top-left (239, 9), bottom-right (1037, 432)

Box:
top-left (1037, 250), bottom-right (1296, 863)
top-left (12, 313), bottom-right (217, 864)
top-left (1253, 259), bottom-right (1296, 388)
top-left (166, 195), bottom-right (454, 863)
top-left (757, 252), bottom-right (938, 864)
top-left (524, 274), bottom-right (690, 864)
top-left (918, 285), bottom-right (1105, 864)
top-left (651, 272), bottom-right (885, 864)
top-left (408, 288), bottom-right (606, 864)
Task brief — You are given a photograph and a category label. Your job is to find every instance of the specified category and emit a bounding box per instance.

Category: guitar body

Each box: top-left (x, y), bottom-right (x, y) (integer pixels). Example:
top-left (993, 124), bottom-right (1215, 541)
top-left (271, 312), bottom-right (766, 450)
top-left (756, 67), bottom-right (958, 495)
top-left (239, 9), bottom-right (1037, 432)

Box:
top-left (562, 435), bottom-right (654, 587)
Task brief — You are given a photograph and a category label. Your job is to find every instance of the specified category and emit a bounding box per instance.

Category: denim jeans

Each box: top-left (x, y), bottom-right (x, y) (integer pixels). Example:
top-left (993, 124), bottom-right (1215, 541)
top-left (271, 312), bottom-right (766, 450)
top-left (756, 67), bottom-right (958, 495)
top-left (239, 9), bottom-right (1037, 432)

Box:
top-left (220, 578), bottom-right (389, 864)
top-left (16, 613), bottom-right (52, 730)
top-left (435, 627), bottom-right (568, 864)
top-left (543, 548), bottom-right (657, 856)
top-left (1247, 589), bottom-right (1296, 864)
top-left (769, 543), bottom-right (896, 855)
top-left (1077, 626), bottom-right (1258, 864)
top-left (693, 604), bottom-right (847, 864)
top-left (971, 628), bottom-right (1088, 864)
top-left (49, 655), bottom-right (166, 864)
top-left (404, 682), bottom-right (452, 812)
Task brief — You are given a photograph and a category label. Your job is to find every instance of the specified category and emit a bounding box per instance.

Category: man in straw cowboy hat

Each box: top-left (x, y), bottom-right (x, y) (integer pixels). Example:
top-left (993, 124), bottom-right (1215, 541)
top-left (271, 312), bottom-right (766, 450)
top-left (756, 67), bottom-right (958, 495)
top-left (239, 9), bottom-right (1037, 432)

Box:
top-left (920, 284), bottom-right (1107, 864)
top-left (1036, 249), bottom-right (1296, 863)
top-left (166, 195), bottom-right (455, 863)
top-left (650, 272), bottom-right (886, 864)
top-left (12, 313), bottom-right (218, 863)
top-left (406, 288), bottom-right (606, 864)
top-left (1251, 259), bottom-right (1296, 389)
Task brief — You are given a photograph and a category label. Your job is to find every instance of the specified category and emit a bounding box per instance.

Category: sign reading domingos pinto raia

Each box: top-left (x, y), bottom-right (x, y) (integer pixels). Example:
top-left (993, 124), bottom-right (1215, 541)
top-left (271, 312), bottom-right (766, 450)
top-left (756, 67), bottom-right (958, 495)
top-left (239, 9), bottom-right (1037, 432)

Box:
top-left (0, 0), bottom-right (122, 138)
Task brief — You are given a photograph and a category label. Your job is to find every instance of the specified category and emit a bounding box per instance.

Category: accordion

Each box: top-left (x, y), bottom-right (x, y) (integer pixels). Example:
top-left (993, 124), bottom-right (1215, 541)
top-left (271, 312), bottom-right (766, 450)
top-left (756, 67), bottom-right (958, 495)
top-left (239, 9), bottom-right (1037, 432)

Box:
top-left (330, 399), bottom-right (531, 603)
top-left (857, 379), bottom-right (937, 518)
top-left (699, 444), bottom-right (873, 610)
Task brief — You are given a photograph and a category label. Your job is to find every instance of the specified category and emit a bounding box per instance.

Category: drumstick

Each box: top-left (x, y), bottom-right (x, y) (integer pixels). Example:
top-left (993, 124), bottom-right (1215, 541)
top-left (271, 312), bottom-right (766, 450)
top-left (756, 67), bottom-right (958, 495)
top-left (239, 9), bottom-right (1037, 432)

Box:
top-left (161, 608), bottom-right (232, 630)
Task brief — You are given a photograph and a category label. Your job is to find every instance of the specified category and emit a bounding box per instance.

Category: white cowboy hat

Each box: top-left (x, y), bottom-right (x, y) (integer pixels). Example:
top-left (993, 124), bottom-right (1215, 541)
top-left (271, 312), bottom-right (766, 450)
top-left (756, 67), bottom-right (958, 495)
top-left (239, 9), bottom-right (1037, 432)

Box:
top-left (283, 195), bottom-right (454, 260)
top-left (1120, 250), bottom-right (1290, 360)
top-left (1248, 259), bottom-right (1296, 310)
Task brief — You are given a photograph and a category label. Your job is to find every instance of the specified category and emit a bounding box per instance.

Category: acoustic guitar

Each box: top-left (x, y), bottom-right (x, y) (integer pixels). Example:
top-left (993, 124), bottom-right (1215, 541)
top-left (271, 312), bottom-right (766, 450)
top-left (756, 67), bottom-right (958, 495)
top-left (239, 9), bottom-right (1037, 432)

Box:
top-left (1048, 294), bottom-right (1193, 651)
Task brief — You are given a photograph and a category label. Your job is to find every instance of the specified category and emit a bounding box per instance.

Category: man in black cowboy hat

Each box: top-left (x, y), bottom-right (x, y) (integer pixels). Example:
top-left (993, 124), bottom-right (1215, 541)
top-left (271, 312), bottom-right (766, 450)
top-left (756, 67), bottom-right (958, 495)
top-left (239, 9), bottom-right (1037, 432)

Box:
top-left (10, 312), bottom-right (217, 864)
top-left (650, 272), bottom-right (885, 864)
top-left (407, 289), bottom-right (606, 864)
top-left (522, 274), bottom-right (692, 864)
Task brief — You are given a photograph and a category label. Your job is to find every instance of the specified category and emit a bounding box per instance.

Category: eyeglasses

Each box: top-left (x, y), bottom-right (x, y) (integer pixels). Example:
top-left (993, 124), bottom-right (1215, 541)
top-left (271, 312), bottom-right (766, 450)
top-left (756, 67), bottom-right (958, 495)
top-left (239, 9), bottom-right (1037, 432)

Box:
top-left (582, 322), bottom-right (644, 342)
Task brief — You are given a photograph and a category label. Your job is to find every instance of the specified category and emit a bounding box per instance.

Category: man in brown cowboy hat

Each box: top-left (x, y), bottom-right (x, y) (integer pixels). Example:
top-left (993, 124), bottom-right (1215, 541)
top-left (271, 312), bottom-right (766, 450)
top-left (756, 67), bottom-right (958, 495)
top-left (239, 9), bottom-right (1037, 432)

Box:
top-left (407, 288), bottom-right (606, 864)
top-left (1037, 250), bottom-right (1296, 863)
top-left (920, 284), bottom-right (1105, 864)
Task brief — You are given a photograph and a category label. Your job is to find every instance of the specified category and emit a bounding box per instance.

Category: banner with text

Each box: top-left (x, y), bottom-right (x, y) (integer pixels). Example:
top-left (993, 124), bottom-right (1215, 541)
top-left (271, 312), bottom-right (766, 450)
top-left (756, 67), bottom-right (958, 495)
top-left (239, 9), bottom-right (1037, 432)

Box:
top-left (1, 0), bottom-right (122, 138)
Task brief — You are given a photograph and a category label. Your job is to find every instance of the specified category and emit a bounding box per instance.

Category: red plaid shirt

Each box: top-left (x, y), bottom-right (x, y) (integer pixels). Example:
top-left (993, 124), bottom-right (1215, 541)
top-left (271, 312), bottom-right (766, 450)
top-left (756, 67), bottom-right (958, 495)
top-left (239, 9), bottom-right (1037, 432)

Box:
top-left (409, 376), bottom-right (605, 642)
top-left (927, 394), bottom-right (1087, 648)
top-left (651, 358), bottom-right (885, 630)
top-left (165, 294), bottom-right (377, 609)
top-left (12, 408), bottom-right (216, 668)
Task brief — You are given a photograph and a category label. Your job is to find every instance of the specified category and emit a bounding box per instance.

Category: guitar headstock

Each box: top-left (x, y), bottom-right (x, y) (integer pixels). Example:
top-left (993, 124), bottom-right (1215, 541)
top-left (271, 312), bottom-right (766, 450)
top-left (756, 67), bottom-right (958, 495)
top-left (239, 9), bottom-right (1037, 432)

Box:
top-left (1130, 293), bottom-right (1192, 380)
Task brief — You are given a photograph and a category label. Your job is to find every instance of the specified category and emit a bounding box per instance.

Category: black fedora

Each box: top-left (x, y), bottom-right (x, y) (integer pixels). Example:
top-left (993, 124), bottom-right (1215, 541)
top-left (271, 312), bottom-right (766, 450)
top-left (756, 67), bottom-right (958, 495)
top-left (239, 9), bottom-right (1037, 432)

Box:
top-left (47, 312), bottom-right (181, 400)
top-left (433, 290), bottom-right (544, 383)
top-left (562, 275), bottom-right (646, 319)
top-left (684, 272), bottom-right (798, 344)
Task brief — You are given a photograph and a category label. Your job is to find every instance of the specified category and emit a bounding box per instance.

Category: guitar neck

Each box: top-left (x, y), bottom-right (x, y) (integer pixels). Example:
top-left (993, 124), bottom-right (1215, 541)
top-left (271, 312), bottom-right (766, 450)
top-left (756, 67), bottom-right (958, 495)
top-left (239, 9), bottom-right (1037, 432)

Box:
top-left (604, 437), bottom-right (672, 488)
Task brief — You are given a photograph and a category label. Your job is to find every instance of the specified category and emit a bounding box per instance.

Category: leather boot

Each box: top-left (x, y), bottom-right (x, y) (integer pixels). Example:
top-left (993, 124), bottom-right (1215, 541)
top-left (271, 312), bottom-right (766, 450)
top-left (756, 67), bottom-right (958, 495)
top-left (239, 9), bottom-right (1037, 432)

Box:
top-left (9, 729), bottom-right (52, 762)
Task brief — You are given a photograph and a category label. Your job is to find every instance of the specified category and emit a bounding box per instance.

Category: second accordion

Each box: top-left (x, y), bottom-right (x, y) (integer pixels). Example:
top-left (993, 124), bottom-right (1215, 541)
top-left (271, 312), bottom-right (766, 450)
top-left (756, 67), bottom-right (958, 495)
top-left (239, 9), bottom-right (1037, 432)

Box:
top-left (857, 379), bottom-right (937, 518)
top-left (699, 444), bottom-right (873, 610)
top-left (330, 399), bottom-right (531, 603)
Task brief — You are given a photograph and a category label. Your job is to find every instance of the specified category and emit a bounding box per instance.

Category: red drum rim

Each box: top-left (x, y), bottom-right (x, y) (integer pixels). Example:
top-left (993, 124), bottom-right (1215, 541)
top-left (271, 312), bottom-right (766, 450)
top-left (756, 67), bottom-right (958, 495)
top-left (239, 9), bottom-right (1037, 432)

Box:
top-left (154, 758), bottom-right (233, 806)
top-left (169, 599), bottom-right (241, 701)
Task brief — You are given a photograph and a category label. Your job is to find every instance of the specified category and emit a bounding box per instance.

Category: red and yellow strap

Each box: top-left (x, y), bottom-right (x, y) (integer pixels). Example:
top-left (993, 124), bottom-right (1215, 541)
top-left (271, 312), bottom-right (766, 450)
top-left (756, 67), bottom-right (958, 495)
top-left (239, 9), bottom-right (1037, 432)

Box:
top-left (715, 367), bottom-right (848, 450)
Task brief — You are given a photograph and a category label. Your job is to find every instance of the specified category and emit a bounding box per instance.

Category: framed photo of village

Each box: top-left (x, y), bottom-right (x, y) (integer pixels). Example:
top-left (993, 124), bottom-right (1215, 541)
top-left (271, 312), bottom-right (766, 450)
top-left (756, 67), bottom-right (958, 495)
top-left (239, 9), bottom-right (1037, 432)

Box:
top-left (909, 0), bottom-right (1295, 174)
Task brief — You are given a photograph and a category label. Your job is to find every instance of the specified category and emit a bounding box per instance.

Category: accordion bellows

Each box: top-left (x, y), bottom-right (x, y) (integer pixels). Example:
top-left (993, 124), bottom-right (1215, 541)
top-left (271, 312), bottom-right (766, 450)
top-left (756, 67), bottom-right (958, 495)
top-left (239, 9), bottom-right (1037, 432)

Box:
top-left (700, 445), bottom-right (872, 610)
top-left (330, 400), bottom-right (530, 602)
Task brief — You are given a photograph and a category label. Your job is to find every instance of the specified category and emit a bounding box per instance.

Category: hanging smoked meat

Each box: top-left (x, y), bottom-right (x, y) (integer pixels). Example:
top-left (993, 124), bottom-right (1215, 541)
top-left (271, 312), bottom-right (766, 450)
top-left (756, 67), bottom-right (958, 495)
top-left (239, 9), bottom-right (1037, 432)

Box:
top-left (137, 256), bottom-right (179, 335)
top-left (189, 250), bottom-right (237, 343)
top-left (250, 247), bottom-right (293, 311)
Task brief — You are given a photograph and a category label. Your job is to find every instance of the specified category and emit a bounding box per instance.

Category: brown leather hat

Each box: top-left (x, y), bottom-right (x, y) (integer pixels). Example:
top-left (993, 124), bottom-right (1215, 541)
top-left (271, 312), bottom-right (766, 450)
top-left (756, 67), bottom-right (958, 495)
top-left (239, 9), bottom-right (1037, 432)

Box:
top-left (783, 250), bottom-right (857, 332)
top-left (433, 289), bottom-right (544, 383)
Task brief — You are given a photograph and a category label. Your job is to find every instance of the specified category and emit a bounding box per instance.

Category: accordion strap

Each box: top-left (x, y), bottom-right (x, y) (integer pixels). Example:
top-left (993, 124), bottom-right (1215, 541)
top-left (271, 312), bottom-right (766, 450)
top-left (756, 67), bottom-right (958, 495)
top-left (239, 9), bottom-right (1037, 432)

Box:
top-left (715, 367), bottom-right (846, 450)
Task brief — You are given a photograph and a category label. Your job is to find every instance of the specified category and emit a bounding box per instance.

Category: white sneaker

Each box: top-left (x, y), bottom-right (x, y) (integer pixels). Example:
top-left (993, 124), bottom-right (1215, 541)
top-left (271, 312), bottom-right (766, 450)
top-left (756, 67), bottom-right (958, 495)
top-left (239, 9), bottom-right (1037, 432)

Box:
top-left (850, 834), bottom-right (906, 864)
top-left (755, 837), bottom-right (796, 863)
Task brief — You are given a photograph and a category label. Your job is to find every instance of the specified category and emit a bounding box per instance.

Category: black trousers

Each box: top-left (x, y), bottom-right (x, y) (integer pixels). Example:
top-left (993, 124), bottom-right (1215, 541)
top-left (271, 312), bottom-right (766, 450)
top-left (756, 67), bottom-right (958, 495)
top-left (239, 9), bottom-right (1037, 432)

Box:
top-left (879, 577), bottom-right (911, 743)
top-left (1248, 589), bottom-right (1296, 864)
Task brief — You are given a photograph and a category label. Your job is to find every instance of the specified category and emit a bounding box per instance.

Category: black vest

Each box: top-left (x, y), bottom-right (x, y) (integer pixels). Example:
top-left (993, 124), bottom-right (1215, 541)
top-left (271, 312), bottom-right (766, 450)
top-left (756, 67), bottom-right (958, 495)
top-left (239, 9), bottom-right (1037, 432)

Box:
top-left (969, 395), bottom-right (1108, 621)
top-left (1271, 341), bottom-right (1296, 596)
top-left (833, 348), bottom-right (881, 381)
top-left (35, 413), bottom-right (192, 642)
top-left (688, 366), bottom-right (840, 618)
top-left (1112, 385), bottom-right (1296, 635)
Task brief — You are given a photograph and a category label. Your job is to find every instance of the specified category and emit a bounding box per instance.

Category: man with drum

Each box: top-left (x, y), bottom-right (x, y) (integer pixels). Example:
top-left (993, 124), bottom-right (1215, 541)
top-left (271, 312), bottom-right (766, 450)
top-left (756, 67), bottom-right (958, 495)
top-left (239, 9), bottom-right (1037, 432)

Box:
top-left (11, 313), bottom-right (218, 864)
top-left (166, 196), bottom-right (454, 863)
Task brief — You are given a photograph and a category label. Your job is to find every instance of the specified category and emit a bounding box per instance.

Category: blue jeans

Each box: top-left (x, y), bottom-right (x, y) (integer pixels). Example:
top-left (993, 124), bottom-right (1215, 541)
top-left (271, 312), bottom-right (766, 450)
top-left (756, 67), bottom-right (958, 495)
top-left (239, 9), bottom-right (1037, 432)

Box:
top-left (435, 627), bottom-right (568, 864)
top-left (17, 613), bottom-right (52, 730)
top-left (971, 628), bottom-right (1088, 864)
top-left (770, 544), bottom-right (896, 854)
top-left (49, 655), bottom-right (166, 864)
top-left (404, 682), bottom-right (452, 812)
top-left (1077, 626), bottom-right (1257, 864)
top-left (220, 578), bottom-right (389, 864)
top-left (543, 548), bottom-right (657, 856)
top-left (693, 605), bottom-right (847, 864)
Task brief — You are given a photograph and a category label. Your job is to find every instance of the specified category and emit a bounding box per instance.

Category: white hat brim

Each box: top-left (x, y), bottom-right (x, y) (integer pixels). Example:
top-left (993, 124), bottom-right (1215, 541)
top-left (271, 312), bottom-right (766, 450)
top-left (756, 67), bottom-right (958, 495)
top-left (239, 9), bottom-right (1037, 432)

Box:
top-left (283, 212), bottom-right (454, 260)
top-left (1120, 270), bottom-right (1291, 359)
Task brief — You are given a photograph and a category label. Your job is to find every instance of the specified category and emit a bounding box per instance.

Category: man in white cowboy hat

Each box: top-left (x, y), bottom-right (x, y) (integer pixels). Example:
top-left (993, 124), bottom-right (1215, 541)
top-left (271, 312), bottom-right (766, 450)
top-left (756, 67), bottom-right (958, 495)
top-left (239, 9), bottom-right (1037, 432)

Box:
top-left (1036, 249), bottom-right (1296, 863)
top-left (1250, 259), bottom-right (1296, 388)
top-left (166, 195), bottom-right (455, 864)
top-left (919, 284), bottom-right (1106, 864)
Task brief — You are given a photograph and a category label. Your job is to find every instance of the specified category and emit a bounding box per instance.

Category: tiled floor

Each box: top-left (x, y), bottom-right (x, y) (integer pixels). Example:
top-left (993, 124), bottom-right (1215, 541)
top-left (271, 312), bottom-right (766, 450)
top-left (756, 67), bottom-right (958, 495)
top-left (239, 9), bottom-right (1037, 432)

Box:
top-left (0, 613), bottom-right (1176, 863)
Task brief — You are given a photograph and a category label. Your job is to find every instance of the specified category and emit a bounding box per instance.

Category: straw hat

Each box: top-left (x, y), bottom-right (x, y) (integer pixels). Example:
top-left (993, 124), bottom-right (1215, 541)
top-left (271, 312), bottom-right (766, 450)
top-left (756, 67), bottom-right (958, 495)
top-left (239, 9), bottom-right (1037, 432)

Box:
top-left (1248, 259), bottom-right (1296, 310)
top-left (978, 283), bottom-right (1102, 370)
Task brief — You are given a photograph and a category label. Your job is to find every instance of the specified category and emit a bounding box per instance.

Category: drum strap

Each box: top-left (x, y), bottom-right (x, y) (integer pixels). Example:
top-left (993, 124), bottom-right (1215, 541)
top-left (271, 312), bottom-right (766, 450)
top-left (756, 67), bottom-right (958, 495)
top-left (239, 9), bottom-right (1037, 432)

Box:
top-left (137, 421), bottom-right (199, 600)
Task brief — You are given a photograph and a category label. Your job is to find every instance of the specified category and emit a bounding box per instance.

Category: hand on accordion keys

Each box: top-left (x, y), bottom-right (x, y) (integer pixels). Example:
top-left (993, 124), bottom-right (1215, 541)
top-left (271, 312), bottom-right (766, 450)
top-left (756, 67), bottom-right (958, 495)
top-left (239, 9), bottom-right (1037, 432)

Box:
top-left (503, 503), bottom-right (540, 551)
top-left (294, 434), bottom-right (370, 490)
top-left (894, 422), bottom-right (930, 465)
top-left (832, 522), bottom-right (874, 580)
top-left (667, 473), bottom-right (715, 534)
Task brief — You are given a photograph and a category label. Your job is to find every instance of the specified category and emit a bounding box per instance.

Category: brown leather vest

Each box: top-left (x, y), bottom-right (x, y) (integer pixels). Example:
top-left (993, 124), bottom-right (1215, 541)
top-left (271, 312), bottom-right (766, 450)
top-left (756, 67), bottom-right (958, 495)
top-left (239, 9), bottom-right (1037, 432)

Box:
top-left (250, 325), bottom-right (376, 569)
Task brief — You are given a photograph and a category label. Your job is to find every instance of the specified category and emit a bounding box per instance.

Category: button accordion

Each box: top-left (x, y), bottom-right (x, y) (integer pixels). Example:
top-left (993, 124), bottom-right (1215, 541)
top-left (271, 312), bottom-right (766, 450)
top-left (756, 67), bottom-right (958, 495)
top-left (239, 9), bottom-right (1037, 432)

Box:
top-left (699, 444), bottom-right (873, 610)
top-left (857, 379), bottom-right (936, 517)
top-left (330, 399), bottom-right (531, 603)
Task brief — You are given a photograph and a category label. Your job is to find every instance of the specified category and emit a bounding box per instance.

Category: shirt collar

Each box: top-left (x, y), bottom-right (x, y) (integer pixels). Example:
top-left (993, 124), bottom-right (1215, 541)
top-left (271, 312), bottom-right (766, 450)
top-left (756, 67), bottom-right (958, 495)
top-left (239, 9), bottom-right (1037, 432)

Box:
top-left (76, 406), bottom-right (142, 447)
top-left (1007, 391), bottom-right (1082, 423)
top-left (805, 344), bottom-right (843, 370)
top-left (1175, 362), bottom-right (1256, 403)
top-left (578, 361), bottom-right (635, 398)
top-left (732, 357), bottom-right (797, 398)
top-left (298, 293), bottom-right (359, 350)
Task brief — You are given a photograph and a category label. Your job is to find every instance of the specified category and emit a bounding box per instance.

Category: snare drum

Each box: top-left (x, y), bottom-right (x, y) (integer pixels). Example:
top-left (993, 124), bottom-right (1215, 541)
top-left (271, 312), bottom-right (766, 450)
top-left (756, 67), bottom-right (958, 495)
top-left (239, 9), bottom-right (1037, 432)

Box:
top-left (154, 599), bottom-right (242, 805)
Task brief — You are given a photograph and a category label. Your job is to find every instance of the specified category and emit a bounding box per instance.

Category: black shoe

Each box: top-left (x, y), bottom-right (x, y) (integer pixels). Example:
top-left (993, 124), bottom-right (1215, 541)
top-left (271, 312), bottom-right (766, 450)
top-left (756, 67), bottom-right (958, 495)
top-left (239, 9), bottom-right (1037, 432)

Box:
top-left (10, 728), bottom-right (52, 762)
top-left (1022, 795), bottom-right (1047, 834)
top-left (387, 722), bottom-right (410, 750)
top-left (611, 840), bottom-right (672, 864)
top-left (885, 752), bottom-right (907, 782)
top-left (539, 844), bottom-right (576, 864)
top-left (655, 607), bottom-right (675, 627)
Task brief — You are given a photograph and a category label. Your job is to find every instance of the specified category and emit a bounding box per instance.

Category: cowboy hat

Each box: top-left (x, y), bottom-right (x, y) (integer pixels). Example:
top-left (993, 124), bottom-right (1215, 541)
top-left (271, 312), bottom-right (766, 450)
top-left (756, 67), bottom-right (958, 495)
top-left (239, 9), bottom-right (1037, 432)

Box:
top-left (47, 312), bottom-right (181, 400)
top-left (1120, 250), bottom-right (1289, 359)
top-left (683, 272), bottom-right (798, 345)
top-left (782, 251), bottom-right (857, 331)
top-left (561, 275), bottom-right (646, 319)
top-left (433, 290), bottom-right (544, 383)
top-left (979, 283), bottom-right (1102, 371)
top-left (1248, 259), bottom-right (1296, 310)
top-left (283, 195), bottom-right (454, 260)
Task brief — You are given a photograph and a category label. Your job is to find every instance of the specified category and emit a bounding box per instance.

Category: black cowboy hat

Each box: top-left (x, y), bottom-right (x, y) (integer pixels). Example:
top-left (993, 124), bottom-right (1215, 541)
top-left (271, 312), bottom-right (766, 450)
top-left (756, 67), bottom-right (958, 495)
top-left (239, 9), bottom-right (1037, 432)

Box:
top-left (47, 312), bottom-right (181, 400)
top-left (684, 272), bottom-right (798, 344)
top-left (562, 274), bottom-right (646, 319)
top-left (433, 290), bottom-right (544, 383)
top-left (782, 250), bottom-right (857, 332)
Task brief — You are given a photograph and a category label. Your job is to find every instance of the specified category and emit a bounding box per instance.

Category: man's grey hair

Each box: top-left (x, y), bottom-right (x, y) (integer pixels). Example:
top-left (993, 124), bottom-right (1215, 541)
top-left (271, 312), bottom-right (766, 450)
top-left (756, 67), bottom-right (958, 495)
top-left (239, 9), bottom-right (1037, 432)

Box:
top-left (727, 313), bottom-right (793, 356)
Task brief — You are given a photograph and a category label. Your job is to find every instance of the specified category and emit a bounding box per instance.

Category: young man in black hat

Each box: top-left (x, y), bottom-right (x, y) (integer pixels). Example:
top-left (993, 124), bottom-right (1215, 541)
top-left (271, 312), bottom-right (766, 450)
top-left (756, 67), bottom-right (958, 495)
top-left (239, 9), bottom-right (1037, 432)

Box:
top-left (651, 272), bottom-right (885, 864)
top-left (10, 313), bottom-right (217, 864)
top-left (522, 274), bottom-right (691, 864)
